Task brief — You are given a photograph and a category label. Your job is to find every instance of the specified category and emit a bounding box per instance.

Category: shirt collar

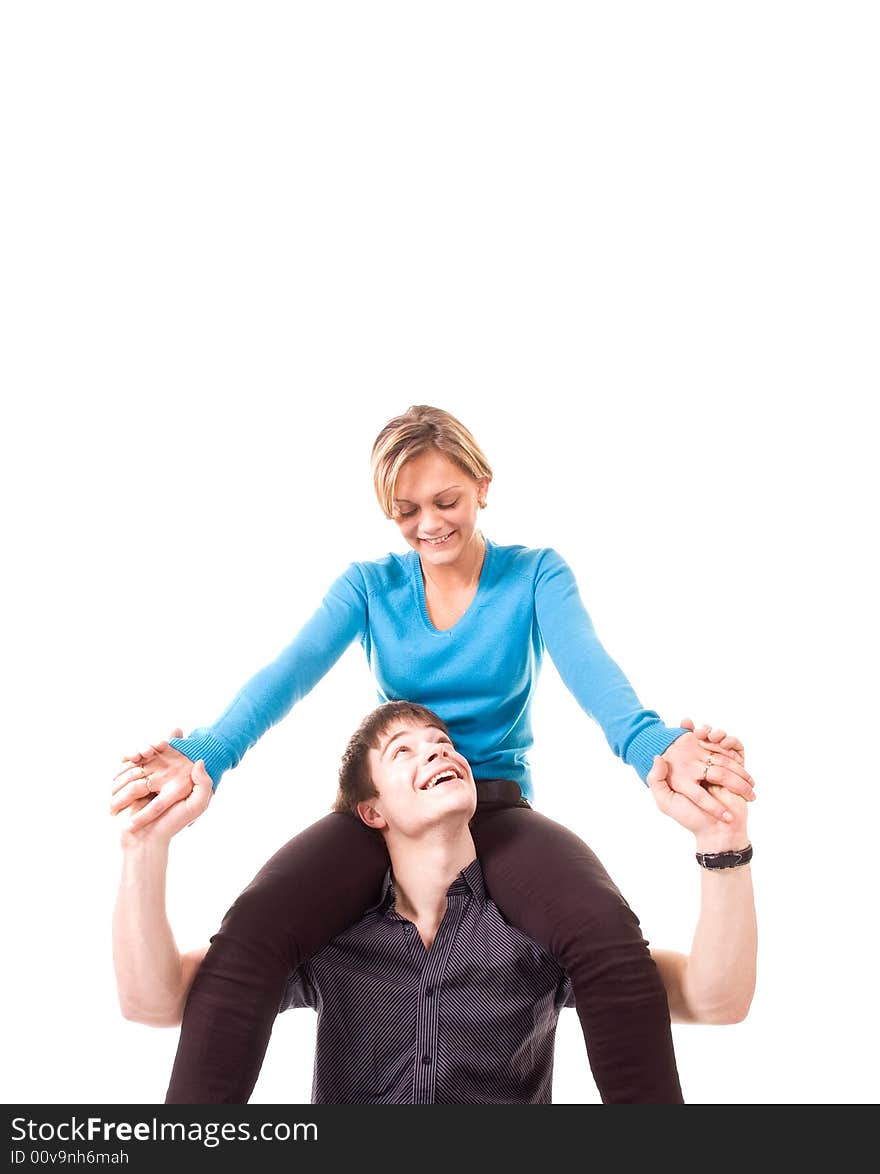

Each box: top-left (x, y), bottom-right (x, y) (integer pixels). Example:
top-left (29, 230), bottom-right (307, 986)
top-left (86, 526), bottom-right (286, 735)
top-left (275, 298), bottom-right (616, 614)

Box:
top-left (370, 857), bottom-right (487, 919)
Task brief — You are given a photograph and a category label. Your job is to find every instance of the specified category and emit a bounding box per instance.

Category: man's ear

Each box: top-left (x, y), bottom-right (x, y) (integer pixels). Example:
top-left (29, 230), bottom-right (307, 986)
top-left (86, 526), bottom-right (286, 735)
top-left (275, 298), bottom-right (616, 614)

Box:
top-left (357, 799), bottom-right (387, 830)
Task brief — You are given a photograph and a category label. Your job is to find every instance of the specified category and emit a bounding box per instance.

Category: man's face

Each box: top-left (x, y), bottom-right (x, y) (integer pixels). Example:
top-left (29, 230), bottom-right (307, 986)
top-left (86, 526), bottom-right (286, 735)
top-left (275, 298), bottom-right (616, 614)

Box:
top-left (362, 719), bottom-right (477, 838)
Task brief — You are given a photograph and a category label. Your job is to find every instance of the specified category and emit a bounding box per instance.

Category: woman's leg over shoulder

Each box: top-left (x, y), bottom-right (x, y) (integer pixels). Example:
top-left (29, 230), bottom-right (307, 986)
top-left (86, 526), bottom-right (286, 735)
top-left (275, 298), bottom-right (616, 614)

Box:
top-left (166, 812), bottom-right (389, 1104)
top-left (471, 804), bottom-right (684, 1104)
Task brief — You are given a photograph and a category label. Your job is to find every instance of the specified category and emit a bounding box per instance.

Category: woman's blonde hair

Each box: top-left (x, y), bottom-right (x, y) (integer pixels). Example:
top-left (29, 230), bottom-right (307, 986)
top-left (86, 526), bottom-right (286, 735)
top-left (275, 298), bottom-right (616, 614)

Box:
top-left (370, 405), bottom-right (493, 518)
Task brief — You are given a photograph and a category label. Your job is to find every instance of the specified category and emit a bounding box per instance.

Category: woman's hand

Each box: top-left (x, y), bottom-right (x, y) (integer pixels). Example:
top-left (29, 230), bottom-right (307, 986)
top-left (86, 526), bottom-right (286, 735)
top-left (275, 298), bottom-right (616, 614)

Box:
top-left (111, 727), bottom-right (210, 831)
top-left (661, 718), bottom-right (755, 824)
top-left (678, 717), bottom-right (745, 765)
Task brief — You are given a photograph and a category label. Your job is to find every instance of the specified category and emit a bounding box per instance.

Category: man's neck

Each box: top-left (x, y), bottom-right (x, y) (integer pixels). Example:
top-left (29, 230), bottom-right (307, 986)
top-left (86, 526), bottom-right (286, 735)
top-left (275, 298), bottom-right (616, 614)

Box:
top-left (385, 822), bottom-right (476, 948)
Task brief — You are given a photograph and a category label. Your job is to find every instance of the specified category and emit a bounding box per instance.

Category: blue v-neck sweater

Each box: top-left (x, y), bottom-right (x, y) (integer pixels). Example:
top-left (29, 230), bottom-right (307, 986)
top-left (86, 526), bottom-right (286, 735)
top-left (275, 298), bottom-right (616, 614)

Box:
top-left (169, 537), bottom-right (686, 801)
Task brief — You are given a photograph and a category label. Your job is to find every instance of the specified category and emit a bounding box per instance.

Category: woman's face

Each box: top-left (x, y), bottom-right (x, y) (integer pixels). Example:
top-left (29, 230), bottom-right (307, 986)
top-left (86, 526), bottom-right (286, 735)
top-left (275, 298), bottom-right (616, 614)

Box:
top-left (391, 449), bottom-right (489, 566)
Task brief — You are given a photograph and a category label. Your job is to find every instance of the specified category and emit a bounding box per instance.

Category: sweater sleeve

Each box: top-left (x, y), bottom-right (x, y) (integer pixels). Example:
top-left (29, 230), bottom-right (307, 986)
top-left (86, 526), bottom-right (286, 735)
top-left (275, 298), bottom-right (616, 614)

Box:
top-left (534, 547), bottom-right (687, 784)
top-left (167, 563), bottom-right (369, 790)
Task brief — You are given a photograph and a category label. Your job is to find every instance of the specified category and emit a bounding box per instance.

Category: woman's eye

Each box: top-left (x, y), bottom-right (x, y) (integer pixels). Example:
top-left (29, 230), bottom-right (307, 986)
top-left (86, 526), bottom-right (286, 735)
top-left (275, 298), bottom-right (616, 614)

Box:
top-left (397, 500), bottom-right (458, 519)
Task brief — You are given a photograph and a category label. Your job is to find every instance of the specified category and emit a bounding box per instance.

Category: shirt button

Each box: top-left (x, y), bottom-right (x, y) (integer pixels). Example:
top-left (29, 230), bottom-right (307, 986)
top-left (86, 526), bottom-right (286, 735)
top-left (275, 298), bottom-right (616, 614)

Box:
top-left (421, 1054), bottom-right (432, 1066)
top-left (424, 987), bottom-right (434, 998)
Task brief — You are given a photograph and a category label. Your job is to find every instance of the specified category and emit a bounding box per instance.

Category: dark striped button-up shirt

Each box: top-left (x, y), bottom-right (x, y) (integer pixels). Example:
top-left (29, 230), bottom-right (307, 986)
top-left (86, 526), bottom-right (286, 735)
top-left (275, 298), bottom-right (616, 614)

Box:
top-left (279, 858), bottom-right (573, 1104)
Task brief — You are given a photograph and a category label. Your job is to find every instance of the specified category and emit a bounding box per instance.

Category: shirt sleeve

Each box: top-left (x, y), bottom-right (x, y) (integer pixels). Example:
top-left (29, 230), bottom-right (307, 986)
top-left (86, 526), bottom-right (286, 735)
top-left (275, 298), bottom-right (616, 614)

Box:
top-left (278, 967), bottom-right (318, 1012)
top-left (534, 547), bottom-right (687, 784)
top-left (167, 562), bottom-right (369, 789)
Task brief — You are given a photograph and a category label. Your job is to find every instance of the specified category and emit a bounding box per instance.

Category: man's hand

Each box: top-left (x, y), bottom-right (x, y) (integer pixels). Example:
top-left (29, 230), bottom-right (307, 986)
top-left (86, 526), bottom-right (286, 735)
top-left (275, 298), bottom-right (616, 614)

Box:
top-left (647, 752), bottom-right (756, 1026)
top-left (648, 754), bottom-right (748, 848)
top-left (112, 755), bottom-right (213, 1027)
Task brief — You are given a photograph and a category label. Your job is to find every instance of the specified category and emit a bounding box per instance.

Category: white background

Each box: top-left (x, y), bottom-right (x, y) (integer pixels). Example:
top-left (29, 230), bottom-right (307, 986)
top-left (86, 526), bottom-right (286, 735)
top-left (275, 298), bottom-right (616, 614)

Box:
top-left (2, 2), bottom-right (878, 1106)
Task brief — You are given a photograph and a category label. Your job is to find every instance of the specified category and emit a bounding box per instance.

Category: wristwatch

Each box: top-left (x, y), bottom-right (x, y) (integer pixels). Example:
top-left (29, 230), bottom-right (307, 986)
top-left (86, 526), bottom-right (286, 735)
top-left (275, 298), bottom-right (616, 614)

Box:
top-left (695, 843), bottom-right (753, 870)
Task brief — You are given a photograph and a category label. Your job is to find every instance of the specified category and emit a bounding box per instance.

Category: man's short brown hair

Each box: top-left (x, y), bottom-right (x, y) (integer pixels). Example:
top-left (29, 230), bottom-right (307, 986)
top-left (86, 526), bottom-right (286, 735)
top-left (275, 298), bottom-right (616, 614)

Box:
top-left (333, 701), bottom-right (450, 818)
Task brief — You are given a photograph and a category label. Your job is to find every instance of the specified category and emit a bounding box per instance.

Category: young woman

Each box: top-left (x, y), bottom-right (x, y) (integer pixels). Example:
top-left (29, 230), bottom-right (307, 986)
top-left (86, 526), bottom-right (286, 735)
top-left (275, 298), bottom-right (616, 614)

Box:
top-left (112, 404), bottom-right (754, 1104)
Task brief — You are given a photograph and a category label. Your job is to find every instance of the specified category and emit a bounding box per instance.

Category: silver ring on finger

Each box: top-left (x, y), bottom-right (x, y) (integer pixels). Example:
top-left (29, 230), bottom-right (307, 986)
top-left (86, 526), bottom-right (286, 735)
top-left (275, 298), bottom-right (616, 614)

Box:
top-left (701, 754), bottom-right (715, 782)
top-left (144, 774), bottom-right (155, 794)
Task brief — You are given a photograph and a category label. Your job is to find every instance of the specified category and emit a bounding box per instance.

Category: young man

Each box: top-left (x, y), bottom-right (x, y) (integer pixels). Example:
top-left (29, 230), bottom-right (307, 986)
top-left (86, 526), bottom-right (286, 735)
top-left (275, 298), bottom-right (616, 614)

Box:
top-left (113, 702), bottom-right (757, 1104)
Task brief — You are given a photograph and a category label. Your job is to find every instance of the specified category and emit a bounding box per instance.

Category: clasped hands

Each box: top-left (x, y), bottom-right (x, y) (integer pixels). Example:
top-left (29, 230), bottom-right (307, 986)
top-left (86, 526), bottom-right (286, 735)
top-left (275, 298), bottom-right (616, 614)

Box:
top-left (655, 718), bottom-right (755, 826)
top-left (110, 727), bottom-right (212, 840)
top-left (111, 717), bottom-right (755, 837)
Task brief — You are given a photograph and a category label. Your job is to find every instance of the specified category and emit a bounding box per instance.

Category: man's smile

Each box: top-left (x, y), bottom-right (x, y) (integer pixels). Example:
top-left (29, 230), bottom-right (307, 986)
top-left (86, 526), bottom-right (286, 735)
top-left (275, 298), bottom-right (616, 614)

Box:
top-left (419, 766), bottom-right (463, 790)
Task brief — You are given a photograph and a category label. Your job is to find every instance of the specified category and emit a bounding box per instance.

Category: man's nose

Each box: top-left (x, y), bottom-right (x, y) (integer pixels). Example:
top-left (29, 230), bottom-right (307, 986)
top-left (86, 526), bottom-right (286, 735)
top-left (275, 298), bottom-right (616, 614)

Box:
top-left (425, 746), bottom-right (449, 762)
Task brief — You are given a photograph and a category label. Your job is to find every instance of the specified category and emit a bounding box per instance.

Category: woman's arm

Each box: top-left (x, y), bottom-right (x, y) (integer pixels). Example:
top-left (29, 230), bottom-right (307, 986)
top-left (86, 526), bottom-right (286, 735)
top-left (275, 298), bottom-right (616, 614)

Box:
top-left (112, 763), bottom-right (212, 1025)
top-left (166, 564), bottom-right (369, 781)
top-left (113, 562), bottom-right (370, 829)
top-left (533, 546), bottom-right (691, 779)
top-left (533, 547), bottom-right (755, 815)
top-left (647, 757), bottom-right (757, 1025)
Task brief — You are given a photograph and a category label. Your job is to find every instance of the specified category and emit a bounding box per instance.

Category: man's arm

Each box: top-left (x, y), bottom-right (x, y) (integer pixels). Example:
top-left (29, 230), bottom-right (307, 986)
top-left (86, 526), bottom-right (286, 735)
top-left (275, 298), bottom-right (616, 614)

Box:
top-left (112, 761), bottom-right (212, 1026)
top-left (647, 754), bottom-right (757, 1026)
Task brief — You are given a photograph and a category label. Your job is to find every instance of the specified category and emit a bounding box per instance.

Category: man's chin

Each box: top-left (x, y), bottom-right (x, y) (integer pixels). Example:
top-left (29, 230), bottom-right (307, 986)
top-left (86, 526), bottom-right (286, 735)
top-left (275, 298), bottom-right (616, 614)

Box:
top-left (420, 795), bottom-right (475, 826)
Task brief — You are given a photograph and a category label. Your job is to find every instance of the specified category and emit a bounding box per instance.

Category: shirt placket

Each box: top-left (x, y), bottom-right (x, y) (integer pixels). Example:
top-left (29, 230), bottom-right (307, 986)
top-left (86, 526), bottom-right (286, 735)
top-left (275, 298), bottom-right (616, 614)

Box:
top-left (409, 890), bottom-right (467, 1104)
